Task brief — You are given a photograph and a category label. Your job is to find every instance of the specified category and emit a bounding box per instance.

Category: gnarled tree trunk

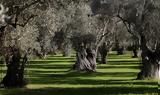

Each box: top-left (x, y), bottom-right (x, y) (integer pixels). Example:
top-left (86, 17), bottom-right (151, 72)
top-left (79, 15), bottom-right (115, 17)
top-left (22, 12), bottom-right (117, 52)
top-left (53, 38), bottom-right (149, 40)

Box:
top-left (73, 48), bottom-right (96, 72)
top-left (137, 50), bottom-right (160, 79)
top-left (86, 48), bottom-right (96, 71)
top-left (0, 48), bottom-right (28, 88)
top-left (137, 35), bottom-right (160, 80)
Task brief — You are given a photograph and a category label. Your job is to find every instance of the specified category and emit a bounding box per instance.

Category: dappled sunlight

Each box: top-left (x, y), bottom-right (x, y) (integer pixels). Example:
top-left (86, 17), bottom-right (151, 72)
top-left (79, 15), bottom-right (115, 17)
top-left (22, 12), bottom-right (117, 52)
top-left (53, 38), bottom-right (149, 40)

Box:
top-left (0, 52), bottom-right (158, 95)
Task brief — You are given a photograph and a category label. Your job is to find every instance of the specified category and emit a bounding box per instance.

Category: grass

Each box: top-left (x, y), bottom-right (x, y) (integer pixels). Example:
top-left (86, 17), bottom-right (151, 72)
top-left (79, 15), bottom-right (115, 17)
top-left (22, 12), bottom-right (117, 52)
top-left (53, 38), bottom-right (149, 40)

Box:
top-left (0, 52), bottom-right (159, 95)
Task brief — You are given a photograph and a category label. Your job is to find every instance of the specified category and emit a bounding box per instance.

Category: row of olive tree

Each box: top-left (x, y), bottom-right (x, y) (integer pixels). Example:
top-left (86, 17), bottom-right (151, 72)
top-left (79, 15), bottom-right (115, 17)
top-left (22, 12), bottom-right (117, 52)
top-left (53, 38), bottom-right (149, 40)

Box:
top-left (49, 0), bottom-right (138, 71)
top-left (0, 0), bottom-right (158, 89)
top-left (91, 0), bottom-right (160, 79)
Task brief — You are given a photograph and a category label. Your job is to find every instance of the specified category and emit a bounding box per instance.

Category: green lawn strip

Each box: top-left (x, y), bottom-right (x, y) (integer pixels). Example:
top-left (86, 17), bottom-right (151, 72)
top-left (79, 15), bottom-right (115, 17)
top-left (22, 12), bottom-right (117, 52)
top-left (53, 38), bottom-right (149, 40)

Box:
top-left (0, 52), bottom-right (158, 95)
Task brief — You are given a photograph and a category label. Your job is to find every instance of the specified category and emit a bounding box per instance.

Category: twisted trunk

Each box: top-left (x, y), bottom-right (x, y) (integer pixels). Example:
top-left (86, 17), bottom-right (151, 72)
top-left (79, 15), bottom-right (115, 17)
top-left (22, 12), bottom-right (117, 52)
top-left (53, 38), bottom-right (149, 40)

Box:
top-left (137, 50), bottom-right (160, 79)
top-left (73, 48), bottom-right (96, 72)
top-left (137, 35), bottom-right (160, 80)
top-left (1, 48), bottom-right (28, 88)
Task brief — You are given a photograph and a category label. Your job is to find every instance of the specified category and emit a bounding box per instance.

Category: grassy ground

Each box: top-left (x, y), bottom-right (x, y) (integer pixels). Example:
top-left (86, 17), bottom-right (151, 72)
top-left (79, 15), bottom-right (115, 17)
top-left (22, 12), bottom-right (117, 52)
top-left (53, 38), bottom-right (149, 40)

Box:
top-left (0, 52), bottom-right (159, 95)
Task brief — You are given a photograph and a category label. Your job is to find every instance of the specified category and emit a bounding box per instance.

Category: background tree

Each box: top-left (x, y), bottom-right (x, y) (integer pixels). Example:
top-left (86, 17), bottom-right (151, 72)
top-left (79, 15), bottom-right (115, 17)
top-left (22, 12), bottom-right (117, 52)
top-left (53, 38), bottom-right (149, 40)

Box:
top-left (94, 15), bottom-right (115, 64)
top-left (53, 25), bottom-right (72, 57)
top-left (49, 0), bottom-right (80, 57)
top-left (35, 8), bottom-right (56, 58)
top-left (128, 36), bottom-right (140, 58)
top-left (71, 0), bottom-right (117, 70)
top-left (69, 1), bottom-right (98, 72)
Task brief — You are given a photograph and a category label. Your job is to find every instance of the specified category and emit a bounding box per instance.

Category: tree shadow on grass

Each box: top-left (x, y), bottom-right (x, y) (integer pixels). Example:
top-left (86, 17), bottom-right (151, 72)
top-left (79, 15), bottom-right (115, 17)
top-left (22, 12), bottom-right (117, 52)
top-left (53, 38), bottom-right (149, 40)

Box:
top-left (108, 61), bottom-right (140, 64)
top-left (29, 72), bottom-right (139, 79)
top-left (45, 57), bottom-right (75, 60)
top-left (29, 64), bottom-right (72, 69)
top-left (97, 65), bottom-right (140, 69)
top-left (28, 71), bottom-right (141, 84)
top-left (30, 60), bottom-right (75, 64)
top-left (2, 86), bottom-right (158, 95)
top-left (29, 77), bottom-right (158, 86)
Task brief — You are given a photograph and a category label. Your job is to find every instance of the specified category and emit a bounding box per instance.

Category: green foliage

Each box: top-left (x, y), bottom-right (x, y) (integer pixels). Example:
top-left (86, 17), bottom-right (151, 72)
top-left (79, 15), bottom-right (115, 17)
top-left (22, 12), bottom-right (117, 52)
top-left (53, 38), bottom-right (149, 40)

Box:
top-left (71, 32), bottom-right (96, 51)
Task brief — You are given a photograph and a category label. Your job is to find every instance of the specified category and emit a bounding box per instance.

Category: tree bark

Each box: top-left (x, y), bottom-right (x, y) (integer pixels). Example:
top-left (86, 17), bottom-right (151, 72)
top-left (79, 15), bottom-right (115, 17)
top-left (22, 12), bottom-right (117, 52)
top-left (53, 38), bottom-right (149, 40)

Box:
top-left (100, 54), bottom-right (108, 64)
top-left (137, 50), bottom-right (160, 79)
top-left (131, 45), bottom-right (138, 58)
top-left (132, 48), bottom-right (138, 58)
top-left (0, 48), bottom-right (28, 88)
top-left (99, 43), bottom-right (108, 64)
top-left (73, 48), bottom-right (96, 72)
top-left (137, 35), bottom-right (160, 80)
top-left (86, 48), bottom-right (96, 71)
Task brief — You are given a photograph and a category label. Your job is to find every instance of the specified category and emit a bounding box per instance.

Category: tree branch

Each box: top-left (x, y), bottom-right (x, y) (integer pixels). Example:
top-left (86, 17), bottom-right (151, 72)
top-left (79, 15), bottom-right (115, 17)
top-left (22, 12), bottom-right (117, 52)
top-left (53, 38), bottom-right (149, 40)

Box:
top-left (9, 0), bottom-right (41, 28)
top-left (19, 0), bottom-right (42, 13)
top-left (17, 15), bottom-right (37, 27)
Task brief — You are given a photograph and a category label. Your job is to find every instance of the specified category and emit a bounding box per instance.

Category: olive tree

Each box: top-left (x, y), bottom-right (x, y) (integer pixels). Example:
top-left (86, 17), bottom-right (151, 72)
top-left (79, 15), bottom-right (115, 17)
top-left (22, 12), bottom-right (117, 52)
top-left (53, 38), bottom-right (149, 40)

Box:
top-left (70, 0), bottom-right (117, 71)
top-left (119, 0), bottom-right (160, 79)
top-left (93, 15), bottom-right (116, 64)
top-left (92, 0), bottom-right (160, 79)
top-left (69, 1), bottom-right (97, 72)
top-left (0, 0), bottom-right (48, 88)
top-left (35, 8), bottom-right (56, 58)
top-left (49, 0), bottom-right (81, 57)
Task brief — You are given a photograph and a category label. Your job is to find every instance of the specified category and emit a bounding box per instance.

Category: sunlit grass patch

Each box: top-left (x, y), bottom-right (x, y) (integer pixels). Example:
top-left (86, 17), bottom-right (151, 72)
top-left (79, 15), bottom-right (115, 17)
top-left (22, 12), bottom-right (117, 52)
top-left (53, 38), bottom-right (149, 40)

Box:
top-left (0, 51), bottom-right (158, 95)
